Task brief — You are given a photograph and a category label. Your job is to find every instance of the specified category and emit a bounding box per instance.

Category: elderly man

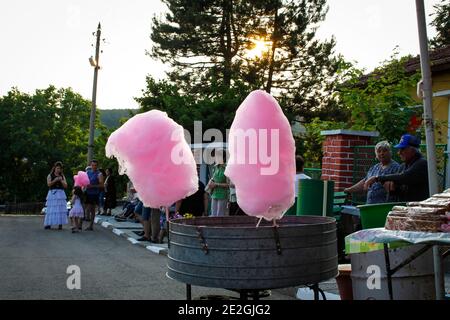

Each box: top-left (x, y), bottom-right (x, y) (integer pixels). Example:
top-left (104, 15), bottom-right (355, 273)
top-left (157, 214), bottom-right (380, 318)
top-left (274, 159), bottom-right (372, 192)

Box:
top-left (345, 141), bottom-right (401, 204)
top-left (365, 134), bottom-right (429, 202)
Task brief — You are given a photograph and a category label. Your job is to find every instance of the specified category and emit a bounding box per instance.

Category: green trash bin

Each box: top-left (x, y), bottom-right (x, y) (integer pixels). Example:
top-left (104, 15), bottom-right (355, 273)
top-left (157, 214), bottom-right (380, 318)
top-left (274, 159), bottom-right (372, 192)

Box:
top-left (297, 179), bottom-right (334, 217)
top-left (285, 198), bottom-right (298, 216)
top-left (357, 202), bottom-right (407, 229)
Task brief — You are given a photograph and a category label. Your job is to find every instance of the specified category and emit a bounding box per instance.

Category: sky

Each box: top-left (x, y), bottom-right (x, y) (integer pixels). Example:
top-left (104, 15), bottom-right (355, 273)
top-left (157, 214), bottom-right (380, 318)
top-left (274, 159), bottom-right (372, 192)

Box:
top-left (0, 0), bottom-right (442, 110)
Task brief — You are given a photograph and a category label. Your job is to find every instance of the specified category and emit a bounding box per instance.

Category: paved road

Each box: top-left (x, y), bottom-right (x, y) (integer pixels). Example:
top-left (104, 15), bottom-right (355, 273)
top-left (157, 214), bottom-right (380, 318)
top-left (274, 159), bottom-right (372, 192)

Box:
top-left (0, 216), bottom-right (295, 300)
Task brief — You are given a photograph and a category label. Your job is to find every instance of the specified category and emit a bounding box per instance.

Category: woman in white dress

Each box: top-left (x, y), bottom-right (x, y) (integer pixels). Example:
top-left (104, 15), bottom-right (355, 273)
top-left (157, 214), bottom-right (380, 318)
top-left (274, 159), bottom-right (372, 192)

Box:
top-left (44, 161), bottom-right (68, 230)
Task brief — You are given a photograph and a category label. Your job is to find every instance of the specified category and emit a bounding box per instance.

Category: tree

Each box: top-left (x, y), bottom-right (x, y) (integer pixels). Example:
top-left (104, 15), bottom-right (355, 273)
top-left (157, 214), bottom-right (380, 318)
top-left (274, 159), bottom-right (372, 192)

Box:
top-left (135, 75), bottom-right (250, 135)
top-left (239, 1), bottom-right (348, 121)
top-left (297, 117), bottom-right (346, 167)
top-left (150, 0), bottom-right (250, 96)
top-left (339, 54), bottom-right (422, 143)
top-left (94, 125), bottom-right (129, 198)
top-left (0, 86), bottom-right (107, 203)
top-left (430, 0), bottom-right (450, 49)
top-left (148, 0), bottom-right (349, 123)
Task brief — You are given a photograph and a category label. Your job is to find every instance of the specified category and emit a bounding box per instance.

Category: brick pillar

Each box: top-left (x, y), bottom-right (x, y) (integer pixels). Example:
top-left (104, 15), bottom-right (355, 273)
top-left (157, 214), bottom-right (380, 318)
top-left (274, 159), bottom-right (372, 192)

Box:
top-left (320, 129), bottom-right (379, 191)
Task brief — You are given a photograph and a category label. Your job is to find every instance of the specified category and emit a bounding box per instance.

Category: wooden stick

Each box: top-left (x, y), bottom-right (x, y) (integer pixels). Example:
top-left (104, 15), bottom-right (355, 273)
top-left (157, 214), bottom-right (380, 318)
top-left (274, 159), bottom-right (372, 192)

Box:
top-left (256, 217), bottom-right (263, 228)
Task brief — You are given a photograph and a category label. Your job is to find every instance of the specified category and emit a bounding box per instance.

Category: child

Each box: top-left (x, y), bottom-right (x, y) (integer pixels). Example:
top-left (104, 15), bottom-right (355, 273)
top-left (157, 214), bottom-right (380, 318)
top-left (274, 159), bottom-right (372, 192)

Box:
top-left (69, 186), bottom-right (85, 233)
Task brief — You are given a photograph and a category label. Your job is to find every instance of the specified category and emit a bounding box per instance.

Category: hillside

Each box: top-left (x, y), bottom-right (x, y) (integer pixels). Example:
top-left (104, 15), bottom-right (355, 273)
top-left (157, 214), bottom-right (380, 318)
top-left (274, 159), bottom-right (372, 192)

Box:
top-left (99, 109), bottom-right (134, 129)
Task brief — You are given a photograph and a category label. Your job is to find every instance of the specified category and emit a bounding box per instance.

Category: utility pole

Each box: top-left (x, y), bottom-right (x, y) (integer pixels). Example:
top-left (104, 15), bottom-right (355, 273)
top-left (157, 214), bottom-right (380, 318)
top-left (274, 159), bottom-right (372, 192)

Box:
top-left (87, 22), bottom-right (102, 165)
top-left (415, 0), bottom-right (439, 196)
top-left (416, 0), bottom-right (444, 301)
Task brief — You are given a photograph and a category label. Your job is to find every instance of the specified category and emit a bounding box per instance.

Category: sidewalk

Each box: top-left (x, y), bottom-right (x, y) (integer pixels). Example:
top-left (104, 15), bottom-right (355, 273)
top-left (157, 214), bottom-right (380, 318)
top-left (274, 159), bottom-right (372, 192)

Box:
top-left (94, 208), bottom-right (168, 256)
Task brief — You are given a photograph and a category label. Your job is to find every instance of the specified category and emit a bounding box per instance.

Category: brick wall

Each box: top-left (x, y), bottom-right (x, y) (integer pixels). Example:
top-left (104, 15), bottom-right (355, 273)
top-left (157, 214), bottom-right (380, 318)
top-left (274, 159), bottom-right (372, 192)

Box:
top-left (320, 130), bottom-right (379, 191)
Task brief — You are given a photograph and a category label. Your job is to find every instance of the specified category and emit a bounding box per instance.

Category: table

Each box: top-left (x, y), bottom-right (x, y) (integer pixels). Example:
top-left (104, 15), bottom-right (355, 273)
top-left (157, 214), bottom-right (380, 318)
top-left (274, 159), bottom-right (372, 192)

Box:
top-left (345, 228), bottom-right (450, 300)
top-left (340, 205), bottom-right (360, 217)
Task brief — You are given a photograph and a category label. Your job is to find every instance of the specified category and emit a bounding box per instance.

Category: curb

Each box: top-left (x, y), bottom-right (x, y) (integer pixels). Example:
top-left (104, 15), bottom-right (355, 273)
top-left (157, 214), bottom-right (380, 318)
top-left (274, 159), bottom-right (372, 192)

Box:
top-left (94, 217), bottom-right (168, 256)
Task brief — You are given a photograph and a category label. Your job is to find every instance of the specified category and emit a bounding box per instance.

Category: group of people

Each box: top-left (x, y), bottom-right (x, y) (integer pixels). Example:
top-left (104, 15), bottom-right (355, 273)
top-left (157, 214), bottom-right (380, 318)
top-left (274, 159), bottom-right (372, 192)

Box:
top-left (344, 134), bottom-right (429, 204)
top-left (43, 133), bottom-right (430, 237)
top-left (108, 150), bottom-right (252, 243)
top-left (113, 160), bottom-right (239, 244)
top-left (43, 159), bottom-right (117, 233)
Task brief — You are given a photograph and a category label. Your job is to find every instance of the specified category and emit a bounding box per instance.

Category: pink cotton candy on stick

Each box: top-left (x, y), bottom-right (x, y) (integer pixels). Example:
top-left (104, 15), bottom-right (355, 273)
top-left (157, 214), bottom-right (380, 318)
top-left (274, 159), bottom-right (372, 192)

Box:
top-left (105, 110), bottom-right (198, 208)
top-left (225, 90), bottom-right (296, 221)
top-left (74, 171), bottom-right (90, 187)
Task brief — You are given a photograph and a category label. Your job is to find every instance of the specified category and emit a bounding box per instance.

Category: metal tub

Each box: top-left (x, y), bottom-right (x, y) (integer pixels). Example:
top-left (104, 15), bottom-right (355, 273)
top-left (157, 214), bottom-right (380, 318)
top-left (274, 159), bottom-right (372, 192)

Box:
top-left (167, 216), bottom-right (338, 290)
top-left (351, 244), bottom-right (436, 300)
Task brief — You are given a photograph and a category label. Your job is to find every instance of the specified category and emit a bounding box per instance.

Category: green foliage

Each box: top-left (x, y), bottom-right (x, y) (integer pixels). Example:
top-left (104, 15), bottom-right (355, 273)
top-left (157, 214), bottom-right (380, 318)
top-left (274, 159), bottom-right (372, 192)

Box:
top-left (297, 118), bottom-right (346, 167)
top-left (93, 125), bottom-right (129, 200)
top-left (0, 86), bottom-right (90, 202)
top-left (148, 0), bottom-right (350, 122)
top-left (339, 53), bottom-right (421, 144)
top-left (99, 109), bottom-right (133, 129)
top-left (135, 75), bottom-right (251, 134)
top-left (0, 86), bottom-right (124, 203)
top-left (430, 0), bottom-right (450, 49)
top-left (150, 0), bottom-right (248, 93)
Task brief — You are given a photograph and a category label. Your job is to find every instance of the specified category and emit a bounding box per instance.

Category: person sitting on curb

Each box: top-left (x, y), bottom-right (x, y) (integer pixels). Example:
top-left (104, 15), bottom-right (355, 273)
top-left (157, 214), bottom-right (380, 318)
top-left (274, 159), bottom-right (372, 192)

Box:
top-left (134, 200), bottom-right (161, 243)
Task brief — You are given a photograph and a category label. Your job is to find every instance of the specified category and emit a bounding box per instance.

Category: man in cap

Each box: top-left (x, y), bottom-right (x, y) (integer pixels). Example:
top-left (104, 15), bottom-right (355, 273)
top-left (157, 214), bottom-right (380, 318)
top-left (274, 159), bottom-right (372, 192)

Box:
top-left (365, 134), bottom-right (429, 202)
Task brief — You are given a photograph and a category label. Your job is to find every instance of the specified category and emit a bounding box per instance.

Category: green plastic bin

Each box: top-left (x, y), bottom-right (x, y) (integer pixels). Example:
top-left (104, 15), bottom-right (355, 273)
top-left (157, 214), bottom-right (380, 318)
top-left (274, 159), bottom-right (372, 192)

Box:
top-left (285, 197), bottom-right (298, 216)
top-left (297, 179), bottom-right (334, 217)
top-left (357, 202), bottom-right (407, 229)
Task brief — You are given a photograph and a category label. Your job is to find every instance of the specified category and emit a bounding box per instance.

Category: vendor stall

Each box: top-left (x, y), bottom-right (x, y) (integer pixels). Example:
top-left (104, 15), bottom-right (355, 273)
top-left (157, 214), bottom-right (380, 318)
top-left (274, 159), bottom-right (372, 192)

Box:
top-left (346, 228), bottom-right (450, 300)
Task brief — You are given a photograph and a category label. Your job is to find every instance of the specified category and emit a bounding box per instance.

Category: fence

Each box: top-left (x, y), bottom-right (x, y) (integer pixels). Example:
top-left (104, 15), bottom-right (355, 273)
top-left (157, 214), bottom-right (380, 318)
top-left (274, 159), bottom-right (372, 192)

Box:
top-left (351, 144), bottom-right (447, 204)
top-left (3, 202), bottom-right (45, 215)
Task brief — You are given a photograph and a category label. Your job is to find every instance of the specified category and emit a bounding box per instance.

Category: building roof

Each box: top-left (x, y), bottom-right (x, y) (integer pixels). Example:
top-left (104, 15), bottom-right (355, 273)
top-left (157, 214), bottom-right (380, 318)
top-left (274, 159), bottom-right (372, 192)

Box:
top-left (356, 44), bottom-right (450, 86)
top-left (404, 44), bottom-right (450, 74)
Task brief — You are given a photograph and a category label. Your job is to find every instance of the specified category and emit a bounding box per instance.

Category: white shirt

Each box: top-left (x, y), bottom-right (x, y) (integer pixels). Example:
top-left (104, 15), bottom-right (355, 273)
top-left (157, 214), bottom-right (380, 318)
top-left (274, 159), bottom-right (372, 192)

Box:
top-left (295, 173), bottom-right (311, 197)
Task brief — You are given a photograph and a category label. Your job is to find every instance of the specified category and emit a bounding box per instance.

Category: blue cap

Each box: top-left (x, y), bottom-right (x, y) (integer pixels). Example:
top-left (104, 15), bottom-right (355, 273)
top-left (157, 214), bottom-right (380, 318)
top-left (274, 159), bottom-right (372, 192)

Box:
top-left (394, 134), bottom-right (420, 149)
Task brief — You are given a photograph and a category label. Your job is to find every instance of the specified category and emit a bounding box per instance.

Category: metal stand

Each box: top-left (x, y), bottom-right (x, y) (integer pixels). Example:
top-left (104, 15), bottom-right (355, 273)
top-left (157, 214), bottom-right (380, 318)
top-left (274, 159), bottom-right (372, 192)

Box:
top-left (186, 284), bottom-right (191, 300)
top-left (307, 284), bottom-right (327, 300)
top-left (239, 290), bottom-right (264, 300)
top-left (383, 243), bottom-right (446, 300)
top-left (185, 286), bottom-right (278, 301)
top-left (433, 245), bottom-right (445, 300)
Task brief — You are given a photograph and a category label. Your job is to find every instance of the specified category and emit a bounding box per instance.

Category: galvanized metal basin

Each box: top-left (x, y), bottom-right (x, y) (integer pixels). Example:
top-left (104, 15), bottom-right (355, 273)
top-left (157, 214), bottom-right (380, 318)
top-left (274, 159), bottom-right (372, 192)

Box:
top-left (167, 216), bottom-right (338, 290)
top-left (351, 244), bottom-right (436, 300)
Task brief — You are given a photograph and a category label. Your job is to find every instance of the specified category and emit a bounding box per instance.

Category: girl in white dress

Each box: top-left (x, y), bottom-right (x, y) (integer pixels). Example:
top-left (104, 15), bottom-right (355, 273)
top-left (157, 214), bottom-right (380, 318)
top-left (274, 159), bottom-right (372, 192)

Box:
top-left (69, 186), bottom-right (84, 233)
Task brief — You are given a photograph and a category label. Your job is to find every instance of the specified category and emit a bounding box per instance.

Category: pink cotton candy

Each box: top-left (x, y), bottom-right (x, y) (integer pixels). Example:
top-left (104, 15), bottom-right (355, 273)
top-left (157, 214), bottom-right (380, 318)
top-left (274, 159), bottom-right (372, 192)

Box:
top-left (441, 223), bottom-right (450, 233)
top-left (105, 110), bottom-right (198, 208)
top-left (225, 90), bottom-right (296, 221)
top-left (74, 171), bottom-right (90, 188)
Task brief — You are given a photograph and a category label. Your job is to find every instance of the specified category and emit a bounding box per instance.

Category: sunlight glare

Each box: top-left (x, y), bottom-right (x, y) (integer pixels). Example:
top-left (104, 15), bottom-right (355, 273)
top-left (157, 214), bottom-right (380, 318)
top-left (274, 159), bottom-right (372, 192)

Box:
top-left (245, 39), bottom-right (272, 59)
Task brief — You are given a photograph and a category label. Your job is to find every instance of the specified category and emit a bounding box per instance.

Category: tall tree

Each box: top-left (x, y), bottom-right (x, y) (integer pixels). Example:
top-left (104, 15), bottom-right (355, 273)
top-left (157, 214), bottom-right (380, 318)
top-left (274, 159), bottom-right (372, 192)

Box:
top-left (150, 0), bottom-right (250, 96)
top-left (0, 86), bottom-right (106, 203)
top-left (148, 0), bottom-right (348, 122)
top-left (135, 75), bottom-right (249, 134)
top-left (240, 0), bottom-right (347, 121)
top-left (430, 0), bottom-right (450, 49)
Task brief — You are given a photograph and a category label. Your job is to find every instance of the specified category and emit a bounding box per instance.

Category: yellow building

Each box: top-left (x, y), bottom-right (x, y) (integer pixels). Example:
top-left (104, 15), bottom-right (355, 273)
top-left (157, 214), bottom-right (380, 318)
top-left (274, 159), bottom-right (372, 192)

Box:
top-left (404, 44), bottom-right (450, 144)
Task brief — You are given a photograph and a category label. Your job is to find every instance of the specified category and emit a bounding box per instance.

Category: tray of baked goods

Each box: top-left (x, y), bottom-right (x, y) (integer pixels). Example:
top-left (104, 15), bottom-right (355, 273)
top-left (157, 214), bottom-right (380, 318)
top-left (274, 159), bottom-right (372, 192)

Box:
top-left (385, 190), bottom-right (450, 233)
